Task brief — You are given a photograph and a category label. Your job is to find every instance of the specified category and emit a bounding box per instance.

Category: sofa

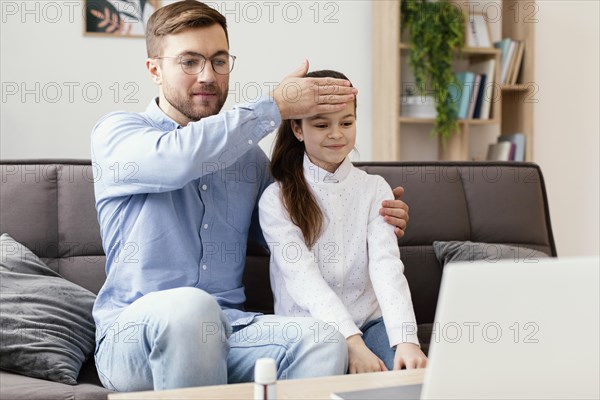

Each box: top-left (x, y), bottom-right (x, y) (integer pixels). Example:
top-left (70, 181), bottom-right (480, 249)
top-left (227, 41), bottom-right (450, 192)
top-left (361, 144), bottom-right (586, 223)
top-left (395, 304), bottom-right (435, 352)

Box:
top-left (0, 159), bottom-right (557, 400)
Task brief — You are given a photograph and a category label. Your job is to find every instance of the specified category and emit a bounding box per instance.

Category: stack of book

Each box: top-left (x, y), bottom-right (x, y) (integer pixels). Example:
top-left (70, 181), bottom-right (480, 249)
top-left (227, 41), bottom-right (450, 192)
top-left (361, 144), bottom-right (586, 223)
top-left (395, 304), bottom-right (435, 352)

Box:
top-left (486, 133), bottom-right (526, 161)
top-left (493, 38), bottom-right (525, 85)
top-left (448, 59), bottom-right (496, 120)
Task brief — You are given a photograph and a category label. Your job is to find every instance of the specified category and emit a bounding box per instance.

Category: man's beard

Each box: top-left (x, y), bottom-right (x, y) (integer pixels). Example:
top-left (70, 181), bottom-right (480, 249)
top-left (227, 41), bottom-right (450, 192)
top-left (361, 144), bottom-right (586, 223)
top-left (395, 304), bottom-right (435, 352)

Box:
top-left (164, 83), bottom-right (228, 122)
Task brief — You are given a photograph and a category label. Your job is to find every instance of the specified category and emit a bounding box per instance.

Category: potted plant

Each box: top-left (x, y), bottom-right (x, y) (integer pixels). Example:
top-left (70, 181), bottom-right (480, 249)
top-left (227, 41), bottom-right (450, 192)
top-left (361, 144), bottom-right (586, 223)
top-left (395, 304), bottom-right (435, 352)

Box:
top-left (401, 0), bottom-right (465, 143)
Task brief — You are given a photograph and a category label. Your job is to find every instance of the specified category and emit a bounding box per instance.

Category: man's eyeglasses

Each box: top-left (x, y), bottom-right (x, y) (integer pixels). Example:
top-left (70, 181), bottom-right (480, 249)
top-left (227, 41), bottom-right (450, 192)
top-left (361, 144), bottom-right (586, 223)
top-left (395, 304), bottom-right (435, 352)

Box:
top-left (154, 54), bottom-right (236, 75)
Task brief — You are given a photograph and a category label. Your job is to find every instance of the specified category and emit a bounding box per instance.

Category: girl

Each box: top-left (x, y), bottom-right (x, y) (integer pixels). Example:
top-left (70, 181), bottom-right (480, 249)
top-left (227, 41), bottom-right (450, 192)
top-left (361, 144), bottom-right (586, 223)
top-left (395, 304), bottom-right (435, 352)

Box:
top-left (259, 70), bottom-right (427, 373)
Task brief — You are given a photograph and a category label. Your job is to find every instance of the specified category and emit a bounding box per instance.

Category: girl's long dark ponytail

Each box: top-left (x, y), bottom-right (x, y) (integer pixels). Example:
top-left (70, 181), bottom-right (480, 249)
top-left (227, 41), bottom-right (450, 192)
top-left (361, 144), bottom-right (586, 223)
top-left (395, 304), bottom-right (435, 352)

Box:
top-left (270, 70), bottom-right (354, 249)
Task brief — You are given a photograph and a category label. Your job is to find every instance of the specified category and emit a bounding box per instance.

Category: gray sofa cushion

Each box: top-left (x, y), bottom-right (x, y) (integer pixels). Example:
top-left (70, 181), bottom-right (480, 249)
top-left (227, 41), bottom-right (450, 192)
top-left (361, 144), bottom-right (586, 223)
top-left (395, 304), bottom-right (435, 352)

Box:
top-left (433, 240), bottom-right (549, 266)
top-left (0, 234), bottom-right (96, 385)
top-left (0, 368), bottom-right (111, 400)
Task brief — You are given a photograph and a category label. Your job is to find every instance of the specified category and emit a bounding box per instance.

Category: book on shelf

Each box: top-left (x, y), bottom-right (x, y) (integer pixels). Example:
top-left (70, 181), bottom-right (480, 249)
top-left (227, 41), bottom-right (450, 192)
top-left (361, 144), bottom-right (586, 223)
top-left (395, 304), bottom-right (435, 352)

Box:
top-left (469, 59), bottom-right (496, 119)
top-left (505, 44), bottom-right (516, 85)
top-left (508, 41), bottom-right (525, 85)
top-left (473, 73), bottom-right (487, 119)
top-left (486, 141), bottom-right (513, 161)
top-left (494, 38), bottom-right (526, 85)
top-left (494, 38), bottom-right (515, 84)
top-left (448, 71), bottom-right (476, 119)
top-left (498, 133), bottom-right (526, 161)
top-left (486, 133), bottom-right (526, 161)
top-left (466, 14), bottom-right (491, 48)
top-left (467, 74), bottom-right (482, 119)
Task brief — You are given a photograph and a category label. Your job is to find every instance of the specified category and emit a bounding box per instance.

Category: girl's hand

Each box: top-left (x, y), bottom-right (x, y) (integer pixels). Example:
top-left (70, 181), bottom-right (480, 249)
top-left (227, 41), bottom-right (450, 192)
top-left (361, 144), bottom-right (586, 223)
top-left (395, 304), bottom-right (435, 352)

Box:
top-left (393, 343), bottom-right (428, 370)
top-left (347, 335), bottom-right (388, 374)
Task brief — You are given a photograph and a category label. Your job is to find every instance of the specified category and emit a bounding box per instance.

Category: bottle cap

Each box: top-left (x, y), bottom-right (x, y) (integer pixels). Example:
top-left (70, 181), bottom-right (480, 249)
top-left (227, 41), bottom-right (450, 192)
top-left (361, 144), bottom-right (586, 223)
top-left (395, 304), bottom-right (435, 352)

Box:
top-left (254, 358), bottom-right (277, 384)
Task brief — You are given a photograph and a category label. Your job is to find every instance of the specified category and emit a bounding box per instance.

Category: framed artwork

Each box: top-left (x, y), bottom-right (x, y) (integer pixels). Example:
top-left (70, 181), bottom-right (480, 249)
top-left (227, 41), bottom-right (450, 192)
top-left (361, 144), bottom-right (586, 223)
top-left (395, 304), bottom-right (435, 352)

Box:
top-left (85, 0), bottom-right (162, 37)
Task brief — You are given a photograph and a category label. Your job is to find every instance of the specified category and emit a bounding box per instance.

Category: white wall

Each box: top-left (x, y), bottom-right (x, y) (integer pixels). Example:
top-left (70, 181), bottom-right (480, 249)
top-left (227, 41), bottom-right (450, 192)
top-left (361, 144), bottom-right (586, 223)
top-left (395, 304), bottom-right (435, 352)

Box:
top-left (1, 1), bottom-right (598, 256)
top-left (0, 0), bottom-right (372, 159)
top-left (534, 0), bottom-right (599, 256)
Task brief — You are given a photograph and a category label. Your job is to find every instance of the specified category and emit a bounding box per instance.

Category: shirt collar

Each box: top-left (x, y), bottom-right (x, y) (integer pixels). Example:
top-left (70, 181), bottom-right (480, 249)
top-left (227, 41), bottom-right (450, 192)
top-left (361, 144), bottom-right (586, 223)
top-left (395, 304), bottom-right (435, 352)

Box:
top-left (145, 97), bottom-right (182, 130)
top-left (303, 153), bottom-right (352, 184)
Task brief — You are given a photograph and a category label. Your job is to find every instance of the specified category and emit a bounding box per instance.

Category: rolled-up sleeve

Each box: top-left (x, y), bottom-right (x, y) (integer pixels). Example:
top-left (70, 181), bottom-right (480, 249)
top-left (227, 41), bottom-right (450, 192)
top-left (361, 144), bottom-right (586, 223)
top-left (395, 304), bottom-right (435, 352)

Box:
top-left (91, 96), bottom-right (281, 198)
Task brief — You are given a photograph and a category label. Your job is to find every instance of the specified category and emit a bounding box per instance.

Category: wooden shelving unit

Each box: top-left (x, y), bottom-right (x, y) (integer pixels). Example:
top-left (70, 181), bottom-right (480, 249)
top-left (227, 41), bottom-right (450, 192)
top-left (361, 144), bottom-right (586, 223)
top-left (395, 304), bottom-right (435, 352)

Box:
top-left (371, 0), bottom-right (536, 161)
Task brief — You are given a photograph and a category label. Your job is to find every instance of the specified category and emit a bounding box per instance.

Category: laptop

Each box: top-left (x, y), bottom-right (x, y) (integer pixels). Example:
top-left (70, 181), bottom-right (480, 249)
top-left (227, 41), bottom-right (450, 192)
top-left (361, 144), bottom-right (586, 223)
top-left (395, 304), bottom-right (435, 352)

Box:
top-left (332, 256), bottom-right (600, 400)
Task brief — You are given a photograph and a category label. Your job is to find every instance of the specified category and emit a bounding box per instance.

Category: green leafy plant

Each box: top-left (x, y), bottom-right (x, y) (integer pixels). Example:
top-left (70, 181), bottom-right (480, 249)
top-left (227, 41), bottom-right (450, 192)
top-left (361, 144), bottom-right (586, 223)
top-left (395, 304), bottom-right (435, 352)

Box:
top-left (401, 0), bottom-right (465, 142)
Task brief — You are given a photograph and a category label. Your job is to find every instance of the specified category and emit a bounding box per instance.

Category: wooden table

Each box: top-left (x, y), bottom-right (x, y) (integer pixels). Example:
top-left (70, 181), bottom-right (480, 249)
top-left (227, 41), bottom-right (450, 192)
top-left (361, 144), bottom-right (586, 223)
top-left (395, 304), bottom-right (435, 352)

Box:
top-left (109, 368), bottom-right (425, 399)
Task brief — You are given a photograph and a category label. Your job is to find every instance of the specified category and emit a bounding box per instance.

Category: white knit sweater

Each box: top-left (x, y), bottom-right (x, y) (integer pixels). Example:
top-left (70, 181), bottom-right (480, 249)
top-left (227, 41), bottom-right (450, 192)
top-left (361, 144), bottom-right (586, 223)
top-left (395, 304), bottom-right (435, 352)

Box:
top-left (258, 154), bottom-right (418, 347)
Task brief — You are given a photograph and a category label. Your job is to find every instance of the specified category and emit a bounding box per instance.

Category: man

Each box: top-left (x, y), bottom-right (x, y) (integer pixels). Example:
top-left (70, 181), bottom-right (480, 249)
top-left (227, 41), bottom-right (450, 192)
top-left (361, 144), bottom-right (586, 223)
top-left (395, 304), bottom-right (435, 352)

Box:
top-left (92, 0), bottom-right (410, 392)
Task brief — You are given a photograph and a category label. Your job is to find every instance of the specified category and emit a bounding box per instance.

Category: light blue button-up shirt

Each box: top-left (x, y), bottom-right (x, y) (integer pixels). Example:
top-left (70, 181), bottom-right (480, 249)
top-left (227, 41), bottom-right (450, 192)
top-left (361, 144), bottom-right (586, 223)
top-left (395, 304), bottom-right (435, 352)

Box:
top-left (90, 96), bottom-right (280, 343)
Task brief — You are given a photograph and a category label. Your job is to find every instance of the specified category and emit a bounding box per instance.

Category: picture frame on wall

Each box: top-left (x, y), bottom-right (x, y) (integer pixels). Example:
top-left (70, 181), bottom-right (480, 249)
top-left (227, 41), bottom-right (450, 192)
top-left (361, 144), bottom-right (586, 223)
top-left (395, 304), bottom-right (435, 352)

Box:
top-left (84, 0), bottom-right (162, 37)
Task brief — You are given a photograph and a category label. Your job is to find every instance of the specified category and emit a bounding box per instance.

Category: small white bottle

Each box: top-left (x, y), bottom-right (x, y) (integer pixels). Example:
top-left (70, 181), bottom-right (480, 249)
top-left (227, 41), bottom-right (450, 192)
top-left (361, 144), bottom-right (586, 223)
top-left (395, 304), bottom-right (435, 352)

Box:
top-left (254, 358), bottom-right (277, 400)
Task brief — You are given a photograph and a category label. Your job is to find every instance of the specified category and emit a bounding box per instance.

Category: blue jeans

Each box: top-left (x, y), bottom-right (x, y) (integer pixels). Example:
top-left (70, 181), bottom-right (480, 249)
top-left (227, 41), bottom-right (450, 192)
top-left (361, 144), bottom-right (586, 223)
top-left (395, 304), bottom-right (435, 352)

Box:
top-left (94, 287), bottom-right (347, 391)
top-left (361, 317), bottom-right (395, 370)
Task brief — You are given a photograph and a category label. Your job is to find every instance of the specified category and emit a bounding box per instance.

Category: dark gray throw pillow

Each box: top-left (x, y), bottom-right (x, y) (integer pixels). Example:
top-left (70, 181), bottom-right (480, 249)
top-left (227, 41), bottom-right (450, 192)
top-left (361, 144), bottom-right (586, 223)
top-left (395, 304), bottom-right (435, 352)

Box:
top-left (0, 234), bottom-right (96, 385)
top-left (433, 240), bottom-right (549, 267)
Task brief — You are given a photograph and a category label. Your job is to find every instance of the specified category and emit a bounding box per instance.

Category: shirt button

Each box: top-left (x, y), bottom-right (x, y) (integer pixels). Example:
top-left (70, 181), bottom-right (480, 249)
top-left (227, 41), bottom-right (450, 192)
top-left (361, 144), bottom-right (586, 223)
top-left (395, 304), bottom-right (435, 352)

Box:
top-left (336, 283), bottom-right (342, 288)
top-left (248, 139), bottom-right (253, 145)
top-left (270, 121), bottom-right (275, 127)
top-left (202, 264), bottom-right (207, 270)
top-left (201, 184), bottom-right (208, 191)
top-left (203, 224), bottom-right (209, 229)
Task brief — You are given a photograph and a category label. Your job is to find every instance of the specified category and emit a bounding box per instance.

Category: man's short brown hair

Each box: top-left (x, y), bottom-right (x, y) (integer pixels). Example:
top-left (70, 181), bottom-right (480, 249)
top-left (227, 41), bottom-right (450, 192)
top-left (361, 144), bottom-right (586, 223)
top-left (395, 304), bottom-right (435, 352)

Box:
top-left (146, 0), bottom-right (228, 57)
